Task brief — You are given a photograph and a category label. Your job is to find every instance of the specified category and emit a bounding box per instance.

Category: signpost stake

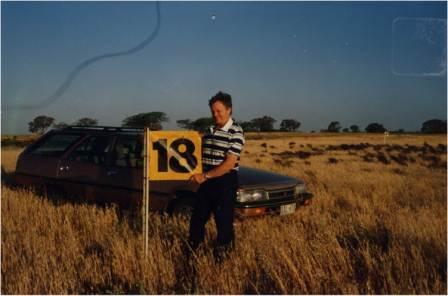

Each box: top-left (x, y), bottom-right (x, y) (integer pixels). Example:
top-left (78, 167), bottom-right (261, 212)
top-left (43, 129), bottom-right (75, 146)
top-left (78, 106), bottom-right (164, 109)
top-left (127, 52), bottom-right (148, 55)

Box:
top-left (384, 131), bottom-right (390, 145)
top-left (143, 127), bottom-right (150, 258)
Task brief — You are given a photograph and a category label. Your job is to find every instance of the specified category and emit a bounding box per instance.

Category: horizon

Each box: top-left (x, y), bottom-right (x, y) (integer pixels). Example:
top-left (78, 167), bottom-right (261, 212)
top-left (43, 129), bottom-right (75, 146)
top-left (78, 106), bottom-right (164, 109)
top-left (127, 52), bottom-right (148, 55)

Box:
top-left (2, 1), bottom-right (447, 135)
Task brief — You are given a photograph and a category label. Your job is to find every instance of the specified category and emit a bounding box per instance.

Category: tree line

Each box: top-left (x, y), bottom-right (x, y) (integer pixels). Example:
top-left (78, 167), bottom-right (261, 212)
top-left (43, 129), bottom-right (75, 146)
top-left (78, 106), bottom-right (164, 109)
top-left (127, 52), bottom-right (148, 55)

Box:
top-left (28, 113), bottom-right (447, 135)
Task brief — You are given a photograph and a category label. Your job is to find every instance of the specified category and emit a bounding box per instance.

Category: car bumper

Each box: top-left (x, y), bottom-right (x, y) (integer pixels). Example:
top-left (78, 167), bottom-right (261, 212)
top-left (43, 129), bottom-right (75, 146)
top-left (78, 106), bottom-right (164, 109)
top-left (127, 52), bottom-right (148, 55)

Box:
top-left (235, 192), bottom-right (313, 218)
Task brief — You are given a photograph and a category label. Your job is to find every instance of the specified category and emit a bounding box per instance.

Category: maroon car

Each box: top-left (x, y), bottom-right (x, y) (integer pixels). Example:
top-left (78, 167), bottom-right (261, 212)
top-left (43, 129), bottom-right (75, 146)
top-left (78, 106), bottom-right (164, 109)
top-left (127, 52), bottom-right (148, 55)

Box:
top-left (14, 126), bottom-right (313, 218)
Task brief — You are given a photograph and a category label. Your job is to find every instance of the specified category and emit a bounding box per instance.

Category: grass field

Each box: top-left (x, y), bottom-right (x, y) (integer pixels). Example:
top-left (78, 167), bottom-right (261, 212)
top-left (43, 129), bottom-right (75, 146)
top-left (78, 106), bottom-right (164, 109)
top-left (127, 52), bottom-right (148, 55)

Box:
top-left (1, 133), bottom-right (447, 294)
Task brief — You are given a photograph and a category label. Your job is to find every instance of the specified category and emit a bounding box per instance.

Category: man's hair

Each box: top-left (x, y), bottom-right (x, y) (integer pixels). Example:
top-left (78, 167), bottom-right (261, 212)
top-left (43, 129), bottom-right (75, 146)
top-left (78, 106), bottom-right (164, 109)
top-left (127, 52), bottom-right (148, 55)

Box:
top-left (209, 91), bottom-right (232, 109)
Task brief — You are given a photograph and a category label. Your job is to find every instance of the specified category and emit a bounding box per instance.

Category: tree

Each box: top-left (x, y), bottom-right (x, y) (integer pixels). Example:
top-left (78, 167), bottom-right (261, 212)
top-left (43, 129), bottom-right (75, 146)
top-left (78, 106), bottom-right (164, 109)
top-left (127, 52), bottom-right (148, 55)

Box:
top-left (53, 122), bottom-right (69, 129)
top-left (365, 123), bottom-right (386, 133)
top-left (279, 119), bottom-right (301, 132)
top-left (327, 121), bottom-right (341, 133)
top-left (122, 112), bottom-right (169, 130)
top-left (342, 128), bottom-right (349, 132)
top-left (177, 117), bottom-right (214, 133)
top-left (238, 121), bottom-right (257, 132)
top-left (28, 115), bottom-right (55, 134)
top-left (74, 117), bottom-right (98, 126)
top-left (190, 117), bottom-right (214, 133)
top-left (176, 119), bottom-right (192, 130)
top-left (350, 125), bottom-right (360, 132)
top-left (421, 119), bottom-right (447, 134)
top-left (250, 116), bottom-right (276, 132)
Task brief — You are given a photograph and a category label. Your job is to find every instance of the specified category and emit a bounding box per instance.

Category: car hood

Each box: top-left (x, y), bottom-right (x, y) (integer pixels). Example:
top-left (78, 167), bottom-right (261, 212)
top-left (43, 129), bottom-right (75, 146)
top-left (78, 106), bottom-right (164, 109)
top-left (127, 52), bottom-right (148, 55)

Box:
top-left (238, 166), bottom-right (302, 190)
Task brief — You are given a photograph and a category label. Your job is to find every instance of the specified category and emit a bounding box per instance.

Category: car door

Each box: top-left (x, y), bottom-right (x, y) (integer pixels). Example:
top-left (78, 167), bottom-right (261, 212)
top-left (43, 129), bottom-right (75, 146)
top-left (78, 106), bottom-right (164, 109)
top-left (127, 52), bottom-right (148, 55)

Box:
top-left (101, 134), bottom-right (144, 208)
top-left (57, 134), bottom-right (114, 203)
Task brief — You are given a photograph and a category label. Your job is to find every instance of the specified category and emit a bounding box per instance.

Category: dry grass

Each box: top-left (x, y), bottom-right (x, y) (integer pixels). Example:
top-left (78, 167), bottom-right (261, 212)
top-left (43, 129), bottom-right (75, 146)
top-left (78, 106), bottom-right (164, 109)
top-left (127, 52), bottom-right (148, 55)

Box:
top-left (1, 133), bottom-right (447, 294)
top-left (1, 134), bottom-right (39, 148)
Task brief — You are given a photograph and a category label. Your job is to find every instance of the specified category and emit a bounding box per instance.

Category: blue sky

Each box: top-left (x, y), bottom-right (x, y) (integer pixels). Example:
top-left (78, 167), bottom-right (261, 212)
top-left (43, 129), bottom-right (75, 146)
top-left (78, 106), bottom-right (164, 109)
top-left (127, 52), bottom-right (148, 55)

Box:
top-left (1, 1), bottom-right (447, 134)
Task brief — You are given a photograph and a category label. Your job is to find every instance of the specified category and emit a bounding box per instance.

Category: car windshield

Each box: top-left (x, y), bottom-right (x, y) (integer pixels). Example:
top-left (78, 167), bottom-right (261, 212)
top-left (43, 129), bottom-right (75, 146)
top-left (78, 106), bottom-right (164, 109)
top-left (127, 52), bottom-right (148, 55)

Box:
top-left (29, 133), bottom-right (83, 157)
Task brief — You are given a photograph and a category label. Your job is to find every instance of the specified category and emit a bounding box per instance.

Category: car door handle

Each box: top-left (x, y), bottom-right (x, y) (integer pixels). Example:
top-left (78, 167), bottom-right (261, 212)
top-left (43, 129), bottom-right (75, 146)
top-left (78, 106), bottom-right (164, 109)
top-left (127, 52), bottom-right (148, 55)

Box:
top-left (59, 165), bottom-right (70, 171)
top-left (107, 170), bottom-right (117, 176)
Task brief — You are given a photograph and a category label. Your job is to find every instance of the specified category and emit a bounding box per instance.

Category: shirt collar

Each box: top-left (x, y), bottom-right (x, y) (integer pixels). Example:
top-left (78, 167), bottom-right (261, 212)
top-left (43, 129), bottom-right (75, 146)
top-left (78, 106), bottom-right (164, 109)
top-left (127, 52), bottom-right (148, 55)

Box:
top-left (210, 118), bottom-right (233, 133)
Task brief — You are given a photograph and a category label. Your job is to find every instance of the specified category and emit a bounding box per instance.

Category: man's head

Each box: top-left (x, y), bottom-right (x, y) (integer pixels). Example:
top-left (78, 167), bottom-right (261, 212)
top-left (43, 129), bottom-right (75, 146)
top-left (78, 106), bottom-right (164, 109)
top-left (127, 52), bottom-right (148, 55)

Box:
top-left (209, 91), bottom-right (232, 128)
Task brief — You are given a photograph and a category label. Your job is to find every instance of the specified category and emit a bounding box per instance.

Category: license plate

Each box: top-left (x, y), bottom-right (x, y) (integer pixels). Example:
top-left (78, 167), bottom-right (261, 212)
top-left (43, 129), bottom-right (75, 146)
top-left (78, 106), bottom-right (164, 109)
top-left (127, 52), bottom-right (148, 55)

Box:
top-left (280, 203), bottom-right (296, 215)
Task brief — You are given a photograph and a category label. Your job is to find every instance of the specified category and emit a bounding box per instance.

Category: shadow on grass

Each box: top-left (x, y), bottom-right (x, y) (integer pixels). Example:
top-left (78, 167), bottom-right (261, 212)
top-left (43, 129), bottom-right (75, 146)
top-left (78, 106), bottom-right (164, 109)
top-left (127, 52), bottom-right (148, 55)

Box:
top-left (1, 166), bottom-right (15, 186)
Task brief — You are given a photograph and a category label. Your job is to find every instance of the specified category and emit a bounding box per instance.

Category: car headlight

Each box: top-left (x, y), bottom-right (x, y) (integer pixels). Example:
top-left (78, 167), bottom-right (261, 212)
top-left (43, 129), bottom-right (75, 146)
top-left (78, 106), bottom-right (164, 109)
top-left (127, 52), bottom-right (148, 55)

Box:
top-left (236, 189), bottom-right (268, 203)
top-left (294, 183), bottom-right (307, 195)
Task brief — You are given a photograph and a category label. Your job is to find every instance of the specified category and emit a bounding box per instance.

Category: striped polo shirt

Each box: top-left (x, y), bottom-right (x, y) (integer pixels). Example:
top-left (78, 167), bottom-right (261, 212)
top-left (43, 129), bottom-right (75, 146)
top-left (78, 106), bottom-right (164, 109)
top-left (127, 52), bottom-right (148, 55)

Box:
top-left (202, 118), bottom-right (245, 172)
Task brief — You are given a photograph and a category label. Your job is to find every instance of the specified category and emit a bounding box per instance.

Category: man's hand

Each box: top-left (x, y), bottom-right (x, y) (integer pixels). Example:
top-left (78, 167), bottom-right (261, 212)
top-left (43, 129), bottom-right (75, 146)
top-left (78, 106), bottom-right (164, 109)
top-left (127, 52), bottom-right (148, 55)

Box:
top-left (190, 173), bottom-right (207, 185)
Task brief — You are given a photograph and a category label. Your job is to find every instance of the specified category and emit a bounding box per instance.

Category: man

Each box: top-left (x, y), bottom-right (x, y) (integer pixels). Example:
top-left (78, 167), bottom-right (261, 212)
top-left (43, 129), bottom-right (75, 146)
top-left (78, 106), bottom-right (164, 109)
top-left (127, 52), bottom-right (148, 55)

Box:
top-left (189, 91), bottom-right (245, 259)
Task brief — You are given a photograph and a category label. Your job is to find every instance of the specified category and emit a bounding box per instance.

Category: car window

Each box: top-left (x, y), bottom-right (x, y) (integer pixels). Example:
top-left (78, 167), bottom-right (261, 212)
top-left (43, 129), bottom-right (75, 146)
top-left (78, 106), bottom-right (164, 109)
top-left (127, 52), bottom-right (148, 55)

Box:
top-left (68, 135), bottom-right (112, 165)
top-left (29, 133), bottom-right (83, 157)
top-left (113, 136), bottom-right (143, 168)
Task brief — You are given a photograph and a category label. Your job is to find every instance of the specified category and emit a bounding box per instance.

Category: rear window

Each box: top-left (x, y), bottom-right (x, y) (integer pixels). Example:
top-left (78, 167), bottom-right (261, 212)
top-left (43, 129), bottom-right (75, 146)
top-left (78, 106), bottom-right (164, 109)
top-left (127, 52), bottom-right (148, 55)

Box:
top-left (112, 136), bottom-right (143, 168)
top-left (29, 133), bottom-right (83, 157)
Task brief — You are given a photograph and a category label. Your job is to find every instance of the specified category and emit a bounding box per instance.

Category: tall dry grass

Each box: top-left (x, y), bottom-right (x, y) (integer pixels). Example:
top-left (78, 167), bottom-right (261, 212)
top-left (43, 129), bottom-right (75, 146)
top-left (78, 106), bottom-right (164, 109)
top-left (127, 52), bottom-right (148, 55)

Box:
top-left (1, 133), bottom-right (447, 294)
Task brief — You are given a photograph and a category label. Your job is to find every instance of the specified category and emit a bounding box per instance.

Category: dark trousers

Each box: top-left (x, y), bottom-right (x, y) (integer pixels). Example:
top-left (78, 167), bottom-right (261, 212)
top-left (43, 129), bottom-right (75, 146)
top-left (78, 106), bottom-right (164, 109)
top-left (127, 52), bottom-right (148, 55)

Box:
top-left (188, 170), bottom-right (238, 250)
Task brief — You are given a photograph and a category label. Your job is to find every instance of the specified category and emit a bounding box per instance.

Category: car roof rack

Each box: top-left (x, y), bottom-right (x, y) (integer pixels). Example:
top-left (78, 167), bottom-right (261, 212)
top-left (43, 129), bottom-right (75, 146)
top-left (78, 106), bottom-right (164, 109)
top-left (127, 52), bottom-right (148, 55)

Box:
top-left (61, 125), bottom-right (144, 133)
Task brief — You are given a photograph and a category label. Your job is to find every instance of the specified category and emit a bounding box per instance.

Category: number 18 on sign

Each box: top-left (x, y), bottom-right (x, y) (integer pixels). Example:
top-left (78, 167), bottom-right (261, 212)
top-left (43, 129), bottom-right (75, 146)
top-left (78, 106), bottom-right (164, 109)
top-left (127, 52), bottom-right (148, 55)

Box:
top-left (148, 131), bottom-right (202, 180)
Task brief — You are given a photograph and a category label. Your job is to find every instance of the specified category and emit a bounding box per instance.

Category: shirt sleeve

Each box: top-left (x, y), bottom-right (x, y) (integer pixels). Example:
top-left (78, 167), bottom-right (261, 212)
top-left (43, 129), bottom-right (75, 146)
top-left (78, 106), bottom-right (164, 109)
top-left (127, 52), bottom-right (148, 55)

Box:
top-left (227, 130), bottom-right (245, 157)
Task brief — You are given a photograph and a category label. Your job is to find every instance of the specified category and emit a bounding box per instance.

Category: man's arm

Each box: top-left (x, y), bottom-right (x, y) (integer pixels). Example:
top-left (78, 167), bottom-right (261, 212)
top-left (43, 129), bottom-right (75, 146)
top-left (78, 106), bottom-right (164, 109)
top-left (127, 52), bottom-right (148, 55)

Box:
top-left (190, 154), bottom-right (237, 184)
top-left (205, 154), bottom-right (238, 178)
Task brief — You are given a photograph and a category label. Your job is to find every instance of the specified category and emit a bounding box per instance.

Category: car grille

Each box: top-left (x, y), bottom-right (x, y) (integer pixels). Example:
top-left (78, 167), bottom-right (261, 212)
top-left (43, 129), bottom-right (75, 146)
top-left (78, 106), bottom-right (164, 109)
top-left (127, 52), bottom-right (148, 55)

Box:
top-left (267, 187), bottom-right (295, 200)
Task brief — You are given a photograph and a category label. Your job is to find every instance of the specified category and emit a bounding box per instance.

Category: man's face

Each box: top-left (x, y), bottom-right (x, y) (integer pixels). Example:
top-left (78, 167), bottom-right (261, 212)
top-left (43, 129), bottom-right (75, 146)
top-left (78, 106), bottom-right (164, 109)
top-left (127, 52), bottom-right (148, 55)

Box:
top-left (210, 101), bottom-right (231, 128)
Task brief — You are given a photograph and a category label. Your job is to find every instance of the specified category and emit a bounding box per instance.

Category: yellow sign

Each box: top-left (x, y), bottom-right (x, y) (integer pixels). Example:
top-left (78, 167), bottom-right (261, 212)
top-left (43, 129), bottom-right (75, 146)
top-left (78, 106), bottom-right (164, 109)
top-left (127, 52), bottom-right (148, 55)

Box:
top-left (147, 130), bottom-right (202, 180)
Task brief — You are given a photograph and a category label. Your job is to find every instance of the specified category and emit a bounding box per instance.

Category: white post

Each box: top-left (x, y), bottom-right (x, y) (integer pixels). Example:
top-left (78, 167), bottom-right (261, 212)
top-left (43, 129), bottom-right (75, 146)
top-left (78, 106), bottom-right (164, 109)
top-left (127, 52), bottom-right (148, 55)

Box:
top-left (143, 127), bottom-right (150, 258)
top-left (383, 131), bottom-right (389, 145)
